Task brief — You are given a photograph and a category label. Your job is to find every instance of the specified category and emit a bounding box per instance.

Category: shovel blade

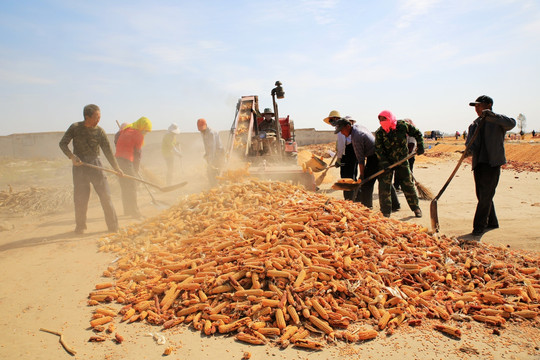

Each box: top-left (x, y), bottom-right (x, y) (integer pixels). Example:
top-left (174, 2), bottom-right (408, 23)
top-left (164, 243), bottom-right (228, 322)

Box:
top-left (430, 199), bottom-right (440, 233)
top-left (160, 181), bottom-right (188, 192)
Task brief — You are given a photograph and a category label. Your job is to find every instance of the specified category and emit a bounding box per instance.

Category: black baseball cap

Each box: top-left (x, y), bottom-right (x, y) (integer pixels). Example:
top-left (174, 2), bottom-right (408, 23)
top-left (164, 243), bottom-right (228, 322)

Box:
top-left (333, 118), bottom-right (351, 134)
top-left (469, 95), bottom-right (493, 106)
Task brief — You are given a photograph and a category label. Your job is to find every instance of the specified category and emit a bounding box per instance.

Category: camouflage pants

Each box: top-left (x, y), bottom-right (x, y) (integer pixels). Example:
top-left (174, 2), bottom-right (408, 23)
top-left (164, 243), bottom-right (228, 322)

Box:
top-left (378, 162), bottom-right (419, 215)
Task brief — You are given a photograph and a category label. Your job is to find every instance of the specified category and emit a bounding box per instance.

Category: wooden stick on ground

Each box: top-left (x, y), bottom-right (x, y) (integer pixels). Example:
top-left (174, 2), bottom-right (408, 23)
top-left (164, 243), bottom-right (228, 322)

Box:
top-left (40, 328), bottom-right (77, 356)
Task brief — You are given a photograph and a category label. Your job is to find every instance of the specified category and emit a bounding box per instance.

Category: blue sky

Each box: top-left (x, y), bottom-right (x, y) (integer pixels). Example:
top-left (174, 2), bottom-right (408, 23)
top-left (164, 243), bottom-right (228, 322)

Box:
top-left (1, 0), bottom-right (538, 136)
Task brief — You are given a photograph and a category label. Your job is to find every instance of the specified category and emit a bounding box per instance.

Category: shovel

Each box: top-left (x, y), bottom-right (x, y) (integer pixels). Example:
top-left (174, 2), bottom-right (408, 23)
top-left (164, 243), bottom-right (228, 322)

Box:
top-left (430, 118), bottom-right (485, 233)
top-left (331, 152), bottom-right (417, 200)
top-left (81, 162), bottom-right (187, 192)
top-left (315, 153), bottom-right (338, 186)
top-left (136, 171), bottom-right (169, 209)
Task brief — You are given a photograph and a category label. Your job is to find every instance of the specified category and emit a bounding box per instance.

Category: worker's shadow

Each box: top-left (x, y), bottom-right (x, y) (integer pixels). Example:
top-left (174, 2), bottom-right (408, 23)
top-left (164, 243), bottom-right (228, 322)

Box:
top-left (0, 230), bottom-right (100, 252)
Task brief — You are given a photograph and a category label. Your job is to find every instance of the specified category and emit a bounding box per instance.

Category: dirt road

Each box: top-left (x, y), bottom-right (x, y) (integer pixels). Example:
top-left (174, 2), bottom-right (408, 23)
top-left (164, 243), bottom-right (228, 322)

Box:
top-left (0, 154), bottom-right (538, 359)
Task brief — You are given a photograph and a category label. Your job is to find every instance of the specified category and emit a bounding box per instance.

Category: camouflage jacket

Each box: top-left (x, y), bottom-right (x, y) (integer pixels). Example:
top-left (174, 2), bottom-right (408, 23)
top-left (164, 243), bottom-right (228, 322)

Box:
top-left (59, 121), bottom-right (120, 170)
top-left (375, 120), bottom-right (423, 168)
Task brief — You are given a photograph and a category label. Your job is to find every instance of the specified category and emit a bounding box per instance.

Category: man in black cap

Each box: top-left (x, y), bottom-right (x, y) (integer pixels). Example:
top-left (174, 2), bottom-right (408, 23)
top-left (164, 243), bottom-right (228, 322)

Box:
top-left (465, 95), bottom-right (516, 238)
top-left (334, 118), bottom-right (379, 208)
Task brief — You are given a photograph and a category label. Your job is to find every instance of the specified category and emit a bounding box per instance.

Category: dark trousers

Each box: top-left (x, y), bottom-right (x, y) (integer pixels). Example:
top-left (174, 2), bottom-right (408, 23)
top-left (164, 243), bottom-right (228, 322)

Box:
top-left (473, 163), bottom-right (500, 232)
top-left (73, 159), bottom-right (118, 231)
top-left (354, 154), bottom-right (377, 208)
top-left (341, 143), bottom-right (358, 200)
top-left (117, 157), bottom-right (140, 216)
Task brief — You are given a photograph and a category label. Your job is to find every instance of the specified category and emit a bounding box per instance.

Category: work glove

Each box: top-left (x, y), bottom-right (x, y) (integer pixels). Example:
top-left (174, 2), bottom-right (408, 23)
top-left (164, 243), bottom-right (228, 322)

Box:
top-left (416, 144), bottom-right (425, 155)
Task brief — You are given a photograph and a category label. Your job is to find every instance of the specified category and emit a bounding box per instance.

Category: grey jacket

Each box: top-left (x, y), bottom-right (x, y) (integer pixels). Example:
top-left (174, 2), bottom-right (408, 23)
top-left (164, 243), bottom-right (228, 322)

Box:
top-left (350, 124), bottom-right (375, 164)
top-left (466, 111), bottom-right (516, 169)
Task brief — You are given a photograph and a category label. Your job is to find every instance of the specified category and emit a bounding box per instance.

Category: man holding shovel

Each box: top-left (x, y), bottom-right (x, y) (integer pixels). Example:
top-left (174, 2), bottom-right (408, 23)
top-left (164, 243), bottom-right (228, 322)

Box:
top-left (466, 95), bottom-right (516, 237)
top-left (162, 123), bottom-right (182, 185)
top-left (197, 118), bottom-right (224, 187)
top-left (59, 104), bottom-right (123, 234)
top-left (333, 118), bottom-right (379, 209)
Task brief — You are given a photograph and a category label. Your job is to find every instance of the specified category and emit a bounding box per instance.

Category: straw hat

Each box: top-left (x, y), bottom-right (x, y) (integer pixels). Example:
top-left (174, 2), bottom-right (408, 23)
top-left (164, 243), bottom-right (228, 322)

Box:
top-left (323, 110), bottom-right (341, 125)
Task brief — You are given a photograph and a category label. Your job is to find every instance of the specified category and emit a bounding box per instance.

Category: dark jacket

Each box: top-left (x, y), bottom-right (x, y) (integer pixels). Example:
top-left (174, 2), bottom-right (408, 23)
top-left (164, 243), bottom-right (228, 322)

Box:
top-left (466, 111), bottom-right (516, 169)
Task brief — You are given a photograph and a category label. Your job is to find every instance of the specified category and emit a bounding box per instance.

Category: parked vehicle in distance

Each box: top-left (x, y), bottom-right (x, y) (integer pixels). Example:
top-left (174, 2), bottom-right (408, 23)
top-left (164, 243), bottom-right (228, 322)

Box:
top-left (424, 130), bottom-right (443, 140)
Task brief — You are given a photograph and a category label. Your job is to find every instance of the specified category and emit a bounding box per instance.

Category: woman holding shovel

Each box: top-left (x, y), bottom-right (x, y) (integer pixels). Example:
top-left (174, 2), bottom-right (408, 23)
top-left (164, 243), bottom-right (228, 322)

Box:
top-left (115, 116), bottom-right (152, 218)
top-left (335, 116), bottom-right (358, 200)
top-left (375, 110), bottom-right (424, 218)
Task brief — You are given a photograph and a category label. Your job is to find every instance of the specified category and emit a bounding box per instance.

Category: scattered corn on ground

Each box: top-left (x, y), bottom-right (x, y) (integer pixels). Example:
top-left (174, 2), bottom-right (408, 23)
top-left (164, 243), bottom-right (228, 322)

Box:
top-left (0, 185), bottom-right (72, 214)
top-left (90, 179), bottom-right (539, 349)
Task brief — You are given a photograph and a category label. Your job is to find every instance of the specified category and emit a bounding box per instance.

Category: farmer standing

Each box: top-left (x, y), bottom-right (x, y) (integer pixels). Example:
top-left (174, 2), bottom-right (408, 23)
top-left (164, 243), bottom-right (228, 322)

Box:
top-left (323, 111), bottom-right (357, 200)
top-left (333, 118), bottom-right (378, 208)
top-left (465, 95), bottom-right (516, 237)
top-left (115, 116), bottom-right (152, 218)
top-left (375, 110), bottom-right (424, 218)
top-left (197, 118), bottom-right (224, 187)
top-left (59, 104), bottom-right (122, 234)
top-left (162, 123), bottom-right (182, 185)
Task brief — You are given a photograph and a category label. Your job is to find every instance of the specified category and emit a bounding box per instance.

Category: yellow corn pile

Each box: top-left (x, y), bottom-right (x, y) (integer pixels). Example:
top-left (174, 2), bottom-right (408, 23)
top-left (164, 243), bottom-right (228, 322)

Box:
top-left (91, 179), bottom-right (539, 348)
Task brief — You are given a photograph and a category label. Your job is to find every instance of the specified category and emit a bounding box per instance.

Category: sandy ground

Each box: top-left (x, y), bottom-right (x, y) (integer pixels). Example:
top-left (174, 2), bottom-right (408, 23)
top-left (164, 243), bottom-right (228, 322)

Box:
top-left (0, 144), bottom-right (539, 360)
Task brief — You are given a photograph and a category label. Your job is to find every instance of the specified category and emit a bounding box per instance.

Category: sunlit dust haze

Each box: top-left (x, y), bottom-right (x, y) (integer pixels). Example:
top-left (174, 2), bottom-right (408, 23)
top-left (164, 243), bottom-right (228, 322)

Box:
top-left (1, 0), bottom-right (539, 136)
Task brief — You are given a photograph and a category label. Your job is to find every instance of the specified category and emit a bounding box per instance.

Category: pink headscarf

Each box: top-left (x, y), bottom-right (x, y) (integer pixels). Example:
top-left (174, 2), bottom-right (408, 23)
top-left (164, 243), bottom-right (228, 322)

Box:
top-left (378, 110), bottom-right (397, 133)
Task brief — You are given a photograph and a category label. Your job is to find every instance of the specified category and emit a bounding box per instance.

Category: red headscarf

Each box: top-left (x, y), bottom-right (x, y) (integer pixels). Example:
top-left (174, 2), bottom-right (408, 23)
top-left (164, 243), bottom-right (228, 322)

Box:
top-left (378, 110), bottom-right (397, 133)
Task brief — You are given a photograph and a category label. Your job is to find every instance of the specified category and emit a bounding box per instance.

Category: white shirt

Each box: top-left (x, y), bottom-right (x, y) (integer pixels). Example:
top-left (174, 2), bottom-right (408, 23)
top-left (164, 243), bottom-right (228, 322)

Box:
top-left (336, 133), bottom-right (351, 159)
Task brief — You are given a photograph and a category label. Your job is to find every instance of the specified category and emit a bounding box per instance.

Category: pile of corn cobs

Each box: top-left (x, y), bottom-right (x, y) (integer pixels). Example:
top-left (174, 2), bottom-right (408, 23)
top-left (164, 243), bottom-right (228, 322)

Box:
top-left (90, 179), bottom-right (539, 349)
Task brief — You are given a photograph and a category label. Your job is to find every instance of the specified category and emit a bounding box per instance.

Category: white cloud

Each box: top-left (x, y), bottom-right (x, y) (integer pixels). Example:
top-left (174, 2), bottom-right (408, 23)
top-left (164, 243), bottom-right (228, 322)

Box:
top-left (300, 0), bottom-right (340, 24)
top-left (396, 0), bottom-right (442, 28)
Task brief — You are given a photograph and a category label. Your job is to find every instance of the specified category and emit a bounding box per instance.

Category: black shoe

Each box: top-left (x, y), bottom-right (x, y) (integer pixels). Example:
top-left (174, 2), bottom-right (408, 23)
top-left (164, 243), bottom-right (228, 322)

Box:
top-left (486, 224), bottom-right (499, 230)
top-left (382, 212), bottom-right (391, 218)
top-left (471, 229), bottom-right (484, 236)
top-left (392, 205), bottom-right (401, 212)
top-left (414, 208), bottom-right (422, 218)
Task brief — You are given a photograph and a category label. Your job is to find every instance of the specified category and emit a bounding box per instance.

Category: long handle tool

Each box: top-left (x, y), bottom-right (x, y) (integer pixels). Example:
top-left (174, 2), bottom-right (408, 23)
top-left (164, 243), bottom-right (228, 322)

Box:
top-left (430, 118), bottom-right (485, 233)
top-left (81, 162), bottom-right (187, 192)
top-left (315, 152), bottom-right (338, 186)
top-left (331, 152), bottom-right (416, 198)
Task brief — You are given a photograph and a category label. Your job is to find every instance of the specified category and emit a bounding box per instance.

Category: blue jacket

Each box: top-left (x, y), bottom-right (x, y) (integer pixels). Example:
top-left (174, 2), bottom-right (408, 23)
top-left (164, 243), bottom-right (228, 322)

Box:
top-left (466, 111), bottom-right (516, 169)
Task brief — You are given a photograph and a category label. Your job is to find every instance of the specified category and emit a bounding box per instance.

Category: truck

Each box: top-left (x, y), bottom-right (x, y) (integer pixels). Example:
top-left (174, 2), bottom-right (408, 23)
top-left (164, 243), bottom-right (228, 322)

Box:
top-left (424, 130), bottom-right (443, 140)
top-left (225, 82), bottom-right (316, 190)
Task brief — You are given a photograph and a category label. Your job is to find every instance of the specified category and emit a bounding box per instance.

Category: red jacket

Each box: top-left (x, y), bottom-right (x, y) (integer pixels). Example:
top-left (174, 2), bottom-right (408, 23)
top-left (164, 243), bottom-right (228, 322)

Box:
top-left (115, 128), bottom-right (143, 162)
